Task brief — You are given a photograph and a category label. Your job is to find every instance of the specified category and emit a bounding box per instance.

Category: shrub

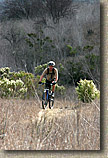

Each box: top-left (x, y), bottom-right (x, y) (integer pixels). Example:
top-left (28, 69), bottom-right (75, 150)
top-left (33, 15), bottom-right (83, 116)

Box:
top-left (66, 60), bottom-right (88, 85)
top-left (85, 54), bottom-right (100, 72)
top-left (0, 67), bottom-right (10, 79)
top-left (75, 79), bottom-right (100, 103)
top-left (0, 66), bottom-right (66, 99)
top-left (35, 63), bottom-right (48, 75)
top-left (55, 84), bottom-right (66, 96)
top-left (83, 45), bottom-right (94, 52)
top-left (9, 71), bottom-right (36, 98)
top-left (84, 54), bottom-right (100, 84)
top-left (67, 45), bottom-right (77, 56)
top-left (0, 69), bottom-right (36, 98)
top-left (0, 78), bottom-right (27, 98)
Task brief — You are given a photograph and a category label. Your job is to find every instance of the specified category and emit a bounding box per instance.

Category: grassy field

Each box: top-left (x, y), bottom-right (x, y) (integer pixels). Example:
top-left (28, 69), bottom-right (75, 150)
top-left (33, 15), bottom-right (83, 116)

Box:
top-left (0, 97), bottom-right (100, 150)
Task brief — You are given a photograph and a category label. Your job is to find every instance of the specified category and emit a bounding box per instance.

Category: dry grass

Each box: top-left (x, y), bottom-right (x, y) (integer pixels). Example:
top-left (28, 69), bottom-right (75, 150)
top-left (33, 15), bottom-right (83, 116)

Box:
top-left (0, 98), bottom-right (100, 150)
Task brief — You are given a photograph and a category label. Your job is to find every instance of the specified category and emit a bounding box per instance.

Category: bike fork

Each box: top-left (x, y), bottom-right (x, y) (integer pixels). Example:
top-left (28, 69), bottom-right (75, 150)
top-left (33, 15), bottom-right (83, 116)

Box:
top-left (43, 90), bottom-right (48, 100)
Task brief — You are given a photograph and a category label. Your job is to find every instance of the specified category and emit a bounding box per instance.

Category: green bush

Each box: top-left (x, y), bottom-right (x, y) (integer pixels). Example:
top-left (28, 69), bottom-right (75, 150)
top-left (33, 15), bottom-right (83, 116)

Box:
top-left (9, 71), bottom-right (36, 98)
top-left (58, 63), bottom-right (66, 84)
top-left (67, 45), bottom-right (77, 56)
top-left (35, 63), bottom-right (48, 75)
top-left (0, 69), bottom-right (37, 98)
top-left (55, 84), bottom-right (66, 96)
top-left (83, 45), bottom-right (94, 52)
top-left (0, 66), bottom-right (66, 98)
top-left (0, 78), bottom-right (27, 98)
top-left (85, 54), bottom-right (100, 71)
top-left (66, 60), bottom-right (88, 85)
top-left (75, 79), bottom-right (100, 103)
top-left (84, 54), bottom-right (100, 83)
top-left (0, 67), bottom-right (10, 79)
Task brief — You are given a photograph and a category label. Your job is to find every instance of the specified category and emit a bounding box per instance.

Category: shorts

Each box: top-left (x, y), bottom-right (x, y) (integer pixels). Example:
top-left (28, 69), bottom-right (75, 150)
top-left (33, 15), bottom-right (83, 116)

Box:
top-left (45, 80), bottom-right (52, 89)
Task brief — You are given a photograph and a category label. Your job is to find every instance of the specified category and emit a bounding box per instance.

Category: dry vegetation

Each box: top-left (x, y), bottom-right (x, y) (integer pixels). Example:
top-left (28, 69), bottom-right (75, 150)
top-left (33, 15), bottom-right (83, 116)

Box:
top-left (0, 97), bottom-right (100, 150)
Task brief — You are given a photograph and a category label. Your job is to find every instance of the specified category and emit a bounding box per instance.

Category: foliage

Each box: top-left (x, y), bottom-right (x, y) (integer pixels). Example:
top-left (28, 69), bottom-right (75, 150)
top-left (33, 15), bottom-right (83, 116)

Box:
top-left (58, 63), bottom-right (67, 85)
top-left (0, 68), bottom-right (36, 98)
top-left (55, 84), bottom-right (66, 96)
top-left (85, 54), bottom-right (100, 71)
top-left (67, 45), bottom-right (77, 56)
top-left (0, 2), bottom-right (100, 89)
top-left (0, 66), bottom-right (66, 98)
top-left (58, 52), bottom-right (100, 86)
top-left (35, 63), bottom-right (48, 75)
top-left (83, 45), bottom-right (94, 52)
top-left (58, 63), bottom-right (65, 80)
top-left (84, 54), bottom-right (100, 84)
top-left (25, 31), bottom-right (54, 50)
top-left (59, 63), bottom-right (65, 72)
top-left (75, 79), bottom-right (100, 103)
top-left (25, 31), bottom-right (55, 65)
top-left (10, 71), bottom-right (36, 98)
top-left (65, 60), bottom-right (88, 85)
top-left (0, 78), bottom-right (27, 98)
top-left (26, 32), bottom-right (52, 49)
top-left (0, 67), bottom-right (10, 78)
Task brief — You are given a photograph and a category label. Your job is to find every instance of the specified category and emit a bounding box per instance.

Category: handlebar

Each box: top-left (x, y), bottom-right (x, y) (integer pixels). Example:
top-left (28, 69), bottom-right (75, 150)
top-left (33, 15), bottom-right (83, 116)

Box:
top-left (39, 82), bottom-right (56, 85)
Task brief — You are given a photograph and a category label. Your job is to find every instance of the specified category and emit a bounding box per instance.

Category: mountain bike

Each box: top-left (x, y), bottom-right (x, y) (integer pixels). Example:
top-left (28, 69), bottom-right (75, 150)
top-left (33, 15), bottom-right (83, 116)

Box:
top-left (40, 82), bottom-right (56, 109)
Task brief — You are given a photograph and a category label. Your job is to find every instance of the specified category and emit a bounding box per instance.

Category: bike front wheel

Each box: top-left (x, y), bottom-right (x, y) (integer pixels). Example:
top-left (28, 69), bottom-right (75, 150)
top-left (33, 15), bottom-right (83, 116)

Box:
top-left (42, 92), bottom-right (48, 109)
top-left (49, 98), bottom-right (54, 109)
top-left (42, 100), bottom-right (48, 109)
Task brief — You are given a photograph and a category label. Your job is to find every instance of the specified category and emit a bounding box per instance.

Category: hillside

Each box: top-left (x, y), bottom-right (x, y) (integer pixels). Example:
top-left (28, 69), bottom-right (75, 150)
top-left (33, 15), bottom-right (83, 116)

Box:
top-left (0, 1), bottom-right (100, 75)
top-left (0, 98), bottom-right (100, 150)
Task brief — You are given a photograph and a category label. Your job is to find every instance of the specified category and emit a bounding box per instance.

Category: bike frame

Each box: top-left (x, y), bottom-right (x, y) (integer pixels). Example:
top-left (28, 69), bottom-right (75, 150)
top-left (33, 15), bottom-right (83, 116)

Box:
top-left (40, 82), bottom-right (55, 109)
top-left (43, 88), bottom-right (49, 101)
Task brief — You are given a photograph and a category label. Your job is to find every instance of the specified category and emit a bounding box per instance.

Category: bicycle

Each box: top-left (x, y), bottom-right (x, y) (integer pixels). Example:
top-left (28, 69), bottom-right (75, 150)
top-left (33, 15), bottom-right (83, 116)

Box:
top-left (40, 82), bottom-right (56, 109)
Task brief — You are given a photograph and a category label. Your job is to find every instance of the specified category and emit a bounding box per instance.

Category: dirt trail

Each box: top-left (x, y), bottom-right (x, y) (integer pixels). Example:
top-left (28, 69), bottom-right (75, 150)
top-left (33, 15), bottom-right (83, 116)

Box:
top-left (36, 108), bottom-right (76, 124)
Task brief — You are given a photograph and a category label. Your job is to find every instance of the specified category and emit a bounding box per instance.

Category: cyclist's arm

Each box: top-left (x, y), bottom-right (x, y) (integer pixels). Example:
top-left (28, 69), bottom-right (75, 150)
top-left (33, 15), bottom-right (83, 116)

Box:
top-left (39, 68), bottom-right (47, 82)
top-left (54, 68), bottom-right (58, 82)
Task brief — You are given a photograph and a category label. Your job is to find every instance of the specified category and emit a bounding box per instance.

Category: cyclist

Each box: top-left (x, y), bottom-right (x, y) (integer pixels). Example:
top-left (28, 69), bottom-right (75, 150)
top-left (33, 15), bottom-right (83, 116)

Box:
top-left (38, 61), bottom-right (58, 97)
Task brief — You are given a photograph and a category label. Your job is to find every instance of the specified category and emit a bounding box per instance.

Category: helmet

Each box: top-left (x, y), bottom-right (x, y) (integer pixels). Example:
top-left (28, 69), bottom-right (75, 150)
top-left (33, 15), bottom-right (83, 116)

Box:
top-left (48, 61), bottom-right (55, 66)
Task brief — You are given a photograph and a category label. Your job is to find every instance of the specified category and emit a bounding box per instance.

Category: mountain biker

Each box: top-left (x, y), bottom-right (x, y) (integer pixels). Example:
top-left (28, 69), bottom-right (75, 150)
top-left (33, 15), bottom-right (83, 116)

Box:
top-left (38, 61), bottom-right (58, 97)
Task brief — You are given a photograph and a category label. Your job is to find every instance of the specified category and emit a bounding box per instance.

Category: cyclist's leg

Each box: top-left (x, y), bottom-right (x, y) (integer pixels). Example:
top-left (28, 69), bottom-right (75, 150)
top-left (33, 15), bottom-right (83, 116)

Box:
top-left (45, 80), bottom-right (50, 101)
top-left (52, 85), bottom-right (55, 92)
top-left (51, 78), bottom-right (56, 96)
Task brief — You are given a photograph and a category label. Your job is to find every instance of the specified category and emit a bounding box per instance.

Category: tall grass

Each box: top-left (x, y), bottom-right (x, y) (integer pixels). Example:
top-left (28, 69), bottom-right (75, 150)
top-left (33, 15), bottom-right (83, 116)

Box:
top-left (0, 98), bottom-right (100, 150)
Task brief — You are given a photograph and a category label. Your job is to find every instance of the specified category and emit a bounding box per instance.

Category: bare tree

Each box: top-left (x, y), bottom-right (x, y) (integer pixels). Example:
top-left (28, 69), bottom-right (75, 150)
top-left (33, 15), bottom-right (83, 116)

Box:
top-left (0, 0), bottom-right (33, 20)
top-left (43, 0), bottom-right (73, 23)
top-left (0, 21), bottom-right (26, 70)
top-left (0, 0), bottom-right (78, 23)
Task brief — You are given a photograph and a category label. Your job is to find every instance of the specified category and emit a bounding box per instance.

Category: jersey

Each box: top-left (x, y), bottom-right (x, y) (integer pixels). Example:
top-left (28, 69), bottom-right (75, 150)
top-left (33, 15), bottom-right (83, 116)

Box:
top-left (42, 67), bottom-right (58, 81)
